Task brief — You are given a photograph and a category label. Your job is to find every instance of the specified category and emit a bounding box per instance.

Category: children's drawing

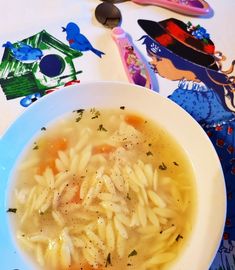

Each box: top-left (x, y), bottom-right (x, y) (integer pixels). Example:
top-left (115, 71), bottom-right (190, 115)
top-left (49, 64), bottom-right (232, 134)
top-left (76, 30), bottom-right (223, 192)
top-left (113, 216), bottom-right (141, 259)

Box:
top-left (0, 30), bottom-right (82, 106)
top-left (62, 22), bottom-right (105, 58)
top-left (2, 42), bottom-right (43, 63)
top-left (20, 92), bottom-right (41, 107)
top-left (138, 18), bottom-right (235, 270)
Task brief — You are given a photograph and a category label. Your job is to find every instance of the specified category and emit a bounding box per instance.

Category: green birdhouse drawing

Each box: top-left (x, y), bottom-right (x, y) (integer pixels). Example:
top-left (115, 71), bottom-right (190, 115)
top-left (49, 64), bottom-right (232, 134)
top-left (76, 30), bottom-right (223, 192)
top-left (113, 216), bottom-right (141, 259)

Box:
top-left (0, 30), bottom-right (82, 100)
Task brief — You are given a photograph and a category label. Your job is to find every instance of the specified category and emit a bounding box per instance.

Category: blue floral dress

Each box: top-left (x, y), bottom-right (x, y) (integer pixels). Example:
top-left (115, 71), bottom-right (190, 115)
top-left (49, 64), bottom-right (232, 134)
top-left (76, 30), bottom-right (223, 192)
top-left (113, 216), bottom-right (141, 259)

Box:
top-left (168, 80), bottom-right (235, 270)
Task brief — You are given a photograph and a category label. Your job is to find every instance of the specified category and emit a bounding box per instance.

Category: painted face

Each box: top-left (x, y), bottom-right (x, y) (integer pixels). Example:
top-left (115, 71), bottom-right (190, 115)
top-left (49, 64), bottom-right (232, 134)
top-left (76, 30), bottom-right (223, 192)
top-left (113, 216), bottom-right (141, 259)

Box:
top-left (148, 51), bottom-right (200, 82)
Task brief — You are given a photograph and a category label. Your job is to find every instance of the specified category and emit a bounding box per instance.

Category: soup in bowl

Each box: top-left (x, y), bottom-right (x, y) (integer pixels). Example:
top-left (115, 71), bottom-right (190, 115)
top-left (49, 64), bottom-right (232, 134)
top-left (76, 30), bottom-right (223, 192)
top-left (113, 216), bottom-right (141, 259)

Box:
top-left (0, 81), bottom-right (226, 270)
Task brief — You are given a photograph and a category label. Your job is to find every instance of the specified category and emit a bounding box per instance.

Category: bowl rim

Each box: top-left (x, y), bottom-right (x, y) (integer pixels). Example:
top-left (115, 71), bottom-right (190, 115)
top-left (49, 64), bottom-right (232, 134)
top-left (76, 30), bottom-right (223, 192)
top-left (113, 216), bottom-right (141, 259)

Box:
top-left (0, 80), bottom-right (226, 270)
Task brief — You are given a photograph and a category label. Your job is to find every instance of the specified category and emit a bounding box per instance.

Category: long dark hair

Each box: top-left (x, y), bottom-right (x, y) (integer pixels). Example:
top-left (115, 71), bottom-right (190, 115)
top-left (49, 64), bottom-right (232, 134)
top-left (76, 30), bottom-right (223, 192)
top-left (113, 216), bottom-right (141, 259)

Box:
top-left (141, 35), bottom-right (235, 113)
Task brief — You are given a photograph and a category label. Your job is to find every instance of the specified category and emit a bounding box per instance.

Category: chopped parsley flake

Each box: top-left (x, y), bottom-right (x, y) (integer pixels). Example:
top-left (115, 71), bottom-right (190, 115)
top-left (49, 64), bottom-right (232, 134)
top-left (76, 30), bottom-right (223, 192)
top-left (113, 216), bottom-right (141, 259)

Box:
top-left (90, 108), bottom-right (96, 113)
top-left (91, 109), bottom-right (101, 119)
top-left (128, 249), bottom-right (137, 257)
top-left (105, 253), bottom-right (112, 267)
top-left (97, 124), bottom-right (107, 132)
top-left (176, 234), bottom-right (183, 242)
top-left (73, 109), bottom-right (85, 114)
top-left (159, 162), bottom-right (167, 170)
top-left (146, 151), bottom-right (153, 156)
top-left (73, 109), bottom-right (85, 122)
top-left (91, 114), bottom-right (99, 119)
top-left (33, 145), bottom-right (39, 150)
top-left (76, 117), bottom-right (82, 122)
top-left (7, 208), bottom-right (17, 213)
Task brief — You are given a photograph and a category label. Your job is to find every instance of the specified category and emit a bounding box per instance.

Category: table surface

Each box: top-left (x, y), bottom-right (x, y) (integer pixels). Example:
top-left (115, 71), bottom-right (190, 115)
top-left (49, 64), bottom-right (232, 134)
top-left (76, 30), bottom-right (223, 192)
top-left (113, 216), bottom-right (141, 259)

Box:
top-left (0, 1), bottom-right (235, 269)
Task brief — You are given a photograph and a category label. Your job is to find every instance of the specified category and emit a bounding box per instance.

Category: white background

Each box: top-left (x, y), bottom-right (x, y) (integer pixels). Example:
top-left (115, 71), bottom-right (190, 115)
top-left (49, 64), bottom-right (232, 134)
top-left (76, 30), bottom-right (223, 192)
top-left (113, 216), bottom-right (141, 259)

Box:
top-left (0, 0), bottom-right (234, 136)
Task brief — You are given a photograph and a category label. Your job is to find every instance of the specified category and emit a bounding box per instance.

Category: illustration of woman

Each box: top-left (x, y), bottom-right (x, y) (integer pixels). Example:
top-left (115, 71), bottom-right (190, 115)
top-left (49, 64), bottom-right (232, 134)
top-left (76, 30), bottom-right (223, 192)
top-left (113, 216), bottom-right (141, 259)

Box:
top-left (138, 18), bottom-right (235, 270)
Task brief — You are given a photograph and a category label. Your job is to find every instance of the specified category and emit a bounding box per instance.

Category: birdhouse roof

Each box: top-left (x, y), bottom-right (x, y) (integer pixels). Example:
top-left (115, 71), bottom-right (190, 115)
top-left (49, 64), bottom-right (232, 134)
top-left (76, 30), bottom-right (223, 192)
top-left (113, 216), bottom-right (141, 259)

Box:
top-left (0, 30), bottom-right (82, 79)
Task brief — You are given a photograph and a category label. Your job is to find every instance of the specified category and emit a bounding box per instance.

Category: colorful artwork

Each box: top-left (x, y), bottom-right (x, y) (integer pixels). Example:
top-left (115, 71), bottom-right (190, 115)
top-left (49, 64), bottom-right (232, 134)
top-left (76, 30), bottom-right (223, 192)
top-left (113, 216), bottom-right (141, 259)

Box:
top-left (0, 30), bottom-right (82, 106)
top-left (62, 22), bottom-right (105, 58)
top-left (138, 18), bottom-right (235, 270)
top-left (2, 42), bottom-right (43, 63)
top-left (124, 45), bottom-right (149, 87)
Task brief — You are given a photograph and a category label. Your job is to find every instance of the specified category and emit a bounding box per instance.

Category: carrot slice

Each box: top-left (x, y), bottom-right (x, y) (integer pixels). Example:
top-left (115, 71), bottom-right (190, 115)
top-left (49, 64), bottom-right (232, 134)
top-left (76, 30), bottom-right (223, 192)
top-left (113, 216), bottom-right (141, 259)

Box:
top-left (83, 264), bottom-right (102, 270)
top-left (124, 114), bottom-right (144, 128)
top-left (66, 263), bottom-right (103, 270)
top-left (70, 185), bottom-right (81, 204)
top-left (48, 137), bottom-right (68, 157)
top-left (92, 144), bottom-right (116, 155)
top-left (37, 159), bottom-right (57, 175)
top-left (37, 137), bottom-right (68, 174)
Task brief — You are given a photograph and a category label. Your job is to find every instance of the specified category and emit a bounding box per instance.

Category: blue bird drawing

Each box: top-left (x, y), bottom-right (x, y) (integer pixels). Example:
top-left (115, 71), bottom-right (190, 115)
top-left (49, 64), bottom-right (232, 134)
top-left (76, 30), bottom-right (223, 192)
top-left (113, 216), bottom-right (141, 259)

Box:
top-left (2, 41), bottom-right (43, 62)
top-left (62, 22), bottom-right (105, 58)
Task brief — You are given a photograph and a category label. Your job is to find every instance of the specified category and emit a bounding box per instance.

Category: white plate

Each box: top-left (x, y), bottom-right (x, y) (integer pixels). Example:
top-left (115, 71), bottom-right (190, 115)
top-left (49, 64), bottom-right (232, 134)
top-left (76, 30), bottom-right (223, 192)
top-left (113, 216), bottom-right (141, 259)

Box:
top-left (0, 81), bottom-right (226, 270)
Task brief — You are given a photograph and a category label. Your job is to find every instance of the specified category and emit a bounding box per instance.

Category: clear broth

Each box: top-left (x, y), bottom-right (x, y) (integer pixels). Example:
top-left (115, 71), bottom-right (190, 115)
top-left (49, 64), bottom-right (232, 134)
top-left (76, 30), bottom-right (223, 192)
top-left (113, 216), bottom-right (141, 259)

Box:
top-left (8, 108), bottom-right (196, 270)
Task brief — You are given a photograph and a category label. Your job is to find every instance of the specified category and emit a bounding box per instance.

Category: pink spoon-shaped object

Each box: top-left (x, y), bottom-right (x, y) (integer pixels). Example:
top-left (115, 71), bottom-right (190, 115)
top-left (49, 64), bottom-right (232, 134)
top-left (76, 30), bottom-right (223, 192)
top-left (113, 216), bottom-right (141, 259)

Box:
top-left (102, 0), bottom-right (212, 16)
top-left (133, 0), bottom-right (211, 16)
top-left (111, 27), bottom-right (153, 89)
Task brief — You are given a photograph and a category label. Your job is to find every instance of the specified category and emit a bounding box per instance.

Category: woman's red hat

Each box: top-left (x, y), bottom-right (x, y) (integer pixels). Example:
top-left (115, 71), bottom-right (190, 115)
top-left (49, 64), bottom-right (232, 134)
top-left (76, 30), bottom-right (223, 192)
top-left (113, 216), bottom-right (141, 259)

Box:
top-left (138, 18), bottom-right (218, 70)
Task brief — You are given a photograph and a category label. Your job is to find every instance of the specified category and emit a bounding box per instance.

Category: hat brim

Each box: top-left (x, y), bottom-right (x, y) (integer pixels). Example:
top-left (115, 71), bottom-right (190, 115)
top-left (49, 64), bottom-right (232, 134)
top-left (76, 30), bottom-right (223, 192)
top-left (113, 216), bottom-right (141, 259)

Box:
top-left (138, 19), bottom-right (218, 71)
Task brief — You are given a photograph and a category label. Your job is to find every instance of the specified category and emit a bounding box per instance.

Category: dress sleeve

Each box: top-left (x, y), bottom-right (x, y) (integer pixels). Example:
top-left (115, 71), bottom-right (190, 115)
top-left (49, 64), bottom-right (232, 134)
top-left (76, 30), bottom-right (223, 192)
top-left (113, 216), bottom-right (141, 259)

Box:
top-left (168, 88), bottom-right (211, 123)
top-left (168, 87), bottom-right (235, 126)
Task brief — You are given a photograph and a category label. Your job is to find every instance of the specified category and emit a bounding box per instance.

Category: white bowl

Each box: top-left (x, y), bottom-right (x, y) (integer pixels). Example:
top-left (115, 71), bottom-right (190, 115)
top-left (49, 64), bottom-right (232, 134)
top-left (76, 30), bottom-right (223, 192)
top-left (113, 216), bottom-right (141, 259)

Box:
top-left (0, 81), bottom-right (226, 270)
